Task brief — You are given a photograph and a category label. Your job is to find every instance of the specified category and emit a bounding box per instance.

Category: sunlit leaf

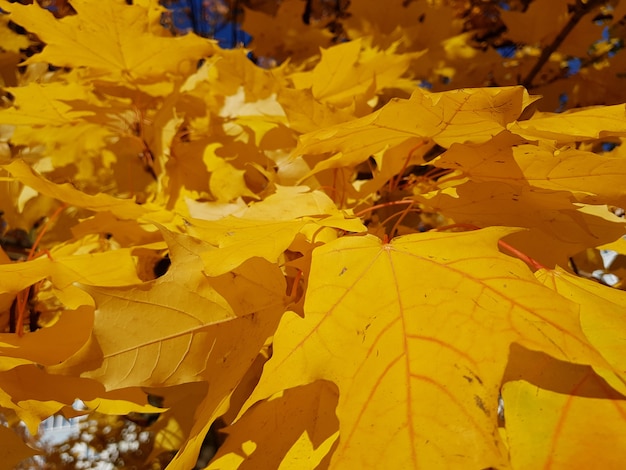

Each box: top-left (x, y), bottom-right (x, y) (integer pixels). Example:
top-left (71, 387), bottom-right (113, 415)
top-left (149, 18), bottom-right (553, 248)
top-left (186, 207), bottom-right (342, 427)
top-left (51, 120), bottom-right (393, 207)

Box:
top-left (295, 86), bottom-right (535, 174)
top-left (245, 228), bottom-right (608, 468)
top-left (502, 346), bottom-right (626, 469)
top-left (0, 0), bottom-right (213, 83)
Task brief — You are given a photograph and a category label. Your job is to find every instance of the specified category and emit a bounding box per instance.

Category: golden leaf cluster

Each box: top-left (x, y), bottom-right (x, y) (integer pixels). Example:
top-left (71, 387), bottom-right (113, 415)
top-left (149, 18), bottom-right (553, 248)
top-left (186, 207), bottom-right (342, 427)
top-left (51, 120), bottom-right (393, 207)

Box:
top-left (0, 1), bottom-right (625, 469)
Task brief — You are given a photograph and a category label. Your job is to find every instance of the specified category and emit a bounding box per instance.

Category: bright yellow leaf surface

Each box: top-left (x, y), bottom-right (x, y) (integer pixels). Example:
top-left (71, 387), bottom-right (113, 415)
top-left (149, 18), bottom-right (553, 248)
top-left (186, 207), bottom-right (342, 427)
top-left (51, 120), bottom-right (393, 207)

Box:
top-left (186, 217), bottom-right (310, 277)
top-left (204, 144), bottom-right (259, 202)
top-left (0, 83), bottom-right (97, 127)
top-left (85, 228), bottom-right (291, 468)
top-left (513, 147), bottom-right (626, 207)
top-left (0, 247), bottom-right (141, 301)
top-left (240, 185), bottom-right (352, 222)
top-left (433, 134), bottom-right (626, 207)
top-left (0, 306), bottom-right (93, 370)
top-left (536, 267), bottom-right (626, 394)
top-left (58, 227), bottom-right (287, 390)
top-left (1, 0), bottom-right (626, 465)
top-left (502, 346), bottom-right (626, 470)
top-left (184, 186), bottom-right (364, 276)
top-left (245, 228), bottom-right (608, 469)
top-left (508, 103), bottom-right (626, 143)
top-left (289, 38), bottom-right (421, 108)
top-left (0, 0), bottom-right (213, 83)
top-left (295, 86), bottom-right (534, 173)
top-left (208, 381), bottom-right (339, 470)
top-left (278, 87), bottom-right (357, 134)
top-left (417, 181), bottom-right (626, 266)
top-left (0, 13), bottom-right (29, 55)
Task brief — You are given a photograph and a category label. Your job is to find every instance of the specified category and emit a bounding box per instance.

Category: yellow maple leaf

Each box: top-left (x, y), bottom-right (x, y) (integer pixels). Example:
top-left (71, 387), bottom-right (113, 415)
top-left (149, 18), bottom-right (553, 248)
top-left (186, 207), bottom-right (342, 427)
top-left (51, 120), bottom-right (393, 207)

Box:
top-left (0, 305), bottom-right (93, 370)
top-left (51, 228), bottom-right (290, 467)
top-left (0, 365), bottom-right (158, 434)
top-left (0, 245), bottom-right (141, 297)
top-left (433, 134), bottom-right (626, 208)
top-left (502, 345), bottom-right (626, 469)
top-left (417, 181), bottom-right (626, 267)
top-left (0, 13), bottom-right (29, 55)
top-left (344, 0), bottom-right (460, 52)
top-left (207, 381), bottom-right (339, 470)
top-left (183, 185), bottom-right (364, 276)
top-left (501, 0), bottom-right (605, 57)
top-left (53, 227), bottom-right (287, 390)
top-left (0, 82), bottom-right (97, 127)
top-left (1, 159), bottom-right (161, 219)
top-left (0, 0), bottom-right (213, 83)
top-left (295, 86), bottom-right (536, 175)
top-left (289, 38), bottom-right (422, 109)
top-left (508, 103), bottom-right (626, 143)
top-left (204, 143), bottom-right (260, 202)
top-left (242, 227), bottom-right (611, 468)
top-left (536, 267), bottom-right (626, 394)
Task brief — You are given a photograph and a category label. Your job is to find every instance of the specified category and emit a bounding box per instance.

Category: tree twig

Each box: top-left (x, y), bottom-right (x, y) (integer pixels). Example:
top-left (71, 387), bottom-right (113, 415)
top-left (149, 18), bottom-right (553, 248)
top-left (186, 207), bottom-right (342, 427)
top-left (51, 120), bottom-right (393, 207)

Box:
top-left (521, 0), bottom-right (604, 89)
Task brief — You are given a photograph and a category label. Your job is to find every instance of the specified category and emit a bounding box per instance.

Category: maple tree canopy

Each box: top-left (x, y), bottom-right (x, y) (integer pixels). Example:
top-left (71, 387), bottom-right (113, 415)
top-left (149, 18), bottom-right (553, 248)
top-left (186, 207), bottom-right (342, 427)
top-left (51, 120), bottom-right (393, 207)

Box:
top-left (1, 0), bottom-right (626, 469)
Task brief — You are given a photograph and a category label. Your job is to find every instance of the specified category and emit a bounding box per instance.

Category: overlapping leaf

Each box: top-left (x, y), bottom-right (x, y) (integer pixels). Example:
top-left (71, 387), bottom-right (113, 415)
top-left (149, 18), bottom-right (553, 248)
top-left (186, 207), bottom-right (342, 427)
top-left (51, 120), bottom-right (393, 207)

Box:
top-left (52, 226), bottom-right (287, 389)
top-left (0, 0), bottom-right (214, 83)
top-left (502, 346), bottom-right (626, 469)
top-left (295, 86), bottom-right (535, 174)
top-left (0, 365), bottom-right (160, 433)
top-left (536, 267), bottom-right (626, 393)
top-left (507, 104), bottom-right (626, 143)
top-left (1, 2), bottom-right (626, 467)
top-left (433, 135), bottom-right (626, 207)
top-left (242, 228), bottom-right (612, 468)
top-left (1, 160), bottom-right (161, 219)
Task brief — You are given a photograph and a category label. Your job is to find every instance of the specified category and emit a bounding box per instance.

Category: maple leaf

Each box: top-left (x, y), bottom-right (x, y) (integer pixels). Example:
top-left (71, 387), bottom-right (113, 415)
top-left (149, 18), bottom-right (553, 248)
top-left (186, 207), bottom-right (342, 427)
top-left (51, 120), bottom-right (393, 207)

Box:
top-left (0, 13), bottom-right (29, 55)
top-left (2, 2), bottom-right (626, 467)
top-left (508, 103), bottom-right (626, 143)
top-left (289, 38), bottom-right (422, 109)
top-left (433, 134), bottom-right (626, 208)
top-left (185, 185), bottom-right (364, 276)
top-left (0, 82), bottom-right (113, 170)
top-left (0, 242), bottom-right (142, 299)
top-left (51, 226), bottom-right (290, 468)
top-left (240, 227), bottom-right (612, 468)
top-left (207, 381), bottom-right (339, 469)
top-left (344, 0), bottom-right (460, 52)
top-left (295, 86), bottom-right (536, 176)
top-left (51, 226), bottom-right (287, 389)
top-left (502, 345), bottom-right (626, 469)
top-left (0, 306), bottom-right (93, 370)
top-left (1, 159), bottom-right (161, 219)
top-left (0, 364), bottom-right (160, 434)
top-left (416, 181), bottom-right (626, 267)
top-left (0, 0), bottom-right (214, 84)
top-left (536, 267), bottom-right (626, 394)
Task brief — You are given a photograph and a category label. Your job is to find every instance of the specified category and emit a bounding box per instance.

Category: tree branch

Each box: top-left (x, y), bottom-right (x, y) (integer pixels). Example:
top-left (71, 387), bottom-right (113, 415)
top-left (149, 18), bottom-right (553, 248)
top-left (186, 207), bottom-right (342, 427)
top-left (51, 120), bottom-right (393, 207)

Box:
top-left (521, 0), bottom-right (604, 89)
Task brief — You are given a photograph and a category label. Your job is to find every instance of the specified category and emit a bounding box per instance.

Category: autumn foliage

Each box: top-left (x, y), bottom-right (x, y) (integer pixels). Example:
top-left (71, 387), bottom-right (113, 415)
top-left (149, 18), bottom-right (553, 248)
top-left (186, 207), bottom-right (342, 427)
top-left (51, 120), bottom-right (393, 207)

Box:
top-left (1, 0), bottom-right (626, 468)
